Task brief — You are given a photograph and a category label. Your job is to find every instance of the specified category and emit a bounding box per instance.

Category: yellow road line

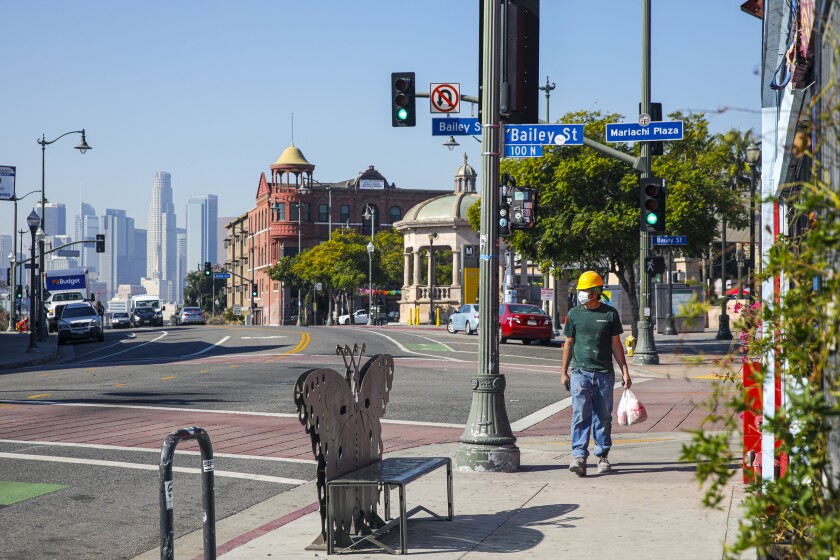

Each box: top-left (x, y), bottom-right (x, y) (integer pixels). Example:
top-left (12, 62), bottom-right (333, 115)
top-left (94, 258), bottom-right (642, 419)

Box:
top-left (27, 394), bottom-right (50, 399)
top-left (114, 383), bottom-right (126, 387)
top-left (229, 365), bottom-right (238, 369)
top-left (275, 332), bottom-right (310, 360)
top-left (39, 374), bottom-right (49, 377)
top-left (161, 376), bottom-right (176, 381)
top-left (199, 370), bottom-right (209, 373)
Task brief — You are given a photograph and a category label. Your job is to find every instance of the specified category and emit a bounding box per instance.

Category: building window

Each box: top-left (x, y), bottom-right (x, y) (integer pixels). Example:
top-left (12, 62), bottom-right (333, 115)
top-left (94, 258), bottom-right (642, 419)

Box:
top-left (318, 203), bottom-right (329, 223)
top-left (303, 203), bottom-right (311, 222)
top-left (340, 204), bottom-right (350, 224)
top-left (274, 203), bottom-right (286, 221)
top-left (290, 203), bottom-right (299, 222)
top-left (390, 206), bottom-right (402, 223)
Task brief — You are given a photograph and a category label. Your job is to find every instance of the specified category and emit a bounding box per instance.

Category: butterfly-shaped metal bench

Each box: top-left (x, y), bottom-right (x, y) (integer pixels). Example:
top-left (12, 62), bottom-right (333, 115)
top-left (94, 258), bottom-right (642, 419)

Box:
top-left (295, 344), bottom-right (454, 554)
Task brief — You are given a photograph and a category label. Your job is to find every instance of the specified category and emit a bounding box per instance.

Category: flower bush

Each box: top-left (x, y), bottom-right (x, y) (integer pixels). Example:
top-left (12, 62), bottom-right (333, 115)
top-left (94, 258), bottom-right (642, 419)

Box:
top-left (733, 300), bottom-right (761, 355)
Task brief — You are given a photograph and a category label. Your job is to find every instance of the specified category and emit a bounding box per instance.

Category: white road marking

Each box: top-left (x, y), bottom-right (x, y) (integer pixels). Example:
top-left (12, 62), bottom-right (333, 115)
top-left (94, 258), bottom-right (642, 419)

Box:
top-left (509, 378), bottom-right (651, 431)
top-left (0, 400), bottom-right (465, 429)
top-left (364, 330), bottom-right (468, 362)
top-left (78, 331), bottom-right (169, 363)
top-left (181, 336), bottom-right (230, 357)
top-left (0, 452), bottom-right (309, 485)
top-left (0, 439), bottom-right (317, 465)
top-left (240, 336), bottom-right (287, 340)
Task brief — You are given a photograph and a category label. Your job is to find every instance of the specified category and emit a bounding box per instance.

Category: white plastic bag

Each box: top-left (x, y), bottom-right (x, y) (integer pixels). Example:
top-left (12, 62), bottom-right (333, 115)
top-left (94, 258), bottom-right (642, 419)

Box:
top-left (617, 388), bottom-right (648, 426)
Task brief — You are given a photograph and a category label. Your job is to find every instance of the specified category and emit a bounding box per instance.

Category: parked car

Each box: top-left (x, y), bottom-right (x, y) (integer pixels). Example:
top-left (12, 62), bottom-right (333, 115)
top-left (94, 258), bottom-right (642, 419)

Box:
top-left (498, 303), bottom-right (554, 345)
top-left (177, 307), bottom-right (206, 325)
top-left (131, 307), bottom-right (159, 327)
top-left (111, 312), bottom-right (131, 329)
top-left (447, 304), bottom-right (480, 334)
top-left (338, 309), bottom-right (368, 325)
top-left (57, 302), bottom-right (104, 345)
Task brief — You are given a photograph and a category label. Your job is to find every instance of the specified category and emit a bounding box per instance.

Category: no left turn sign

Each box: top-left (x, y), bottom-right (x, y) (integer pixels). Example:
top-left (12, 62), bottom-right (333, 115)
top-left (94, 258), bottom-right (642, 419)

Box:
top-left (430, 83), bottom-right (460, 113)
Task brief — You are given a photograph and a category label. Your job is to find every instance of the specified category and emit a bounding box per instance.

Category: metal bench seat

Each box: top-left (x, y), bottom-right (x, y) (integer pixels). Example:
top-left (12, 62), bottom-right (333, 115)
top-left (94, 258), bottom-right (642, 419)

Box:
top-left (326, 457), bottom-right (454, 554)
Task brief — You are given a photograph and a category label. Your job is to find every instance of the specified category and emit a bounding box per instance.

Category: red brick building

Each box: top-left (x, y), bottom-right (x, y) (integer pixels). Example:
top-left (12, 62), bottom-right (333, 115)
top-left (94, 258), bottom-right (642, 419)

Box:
top-left (225, 143), bottom-right (451, 326)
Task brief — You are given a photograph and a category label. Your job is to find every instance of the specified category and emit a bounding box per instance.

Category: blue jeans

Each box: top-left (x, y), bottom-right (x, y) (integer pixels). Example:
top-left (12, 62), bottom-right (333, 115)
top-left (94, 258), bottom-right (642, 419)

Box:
top-left (570, 368), bottom-right (615, 459)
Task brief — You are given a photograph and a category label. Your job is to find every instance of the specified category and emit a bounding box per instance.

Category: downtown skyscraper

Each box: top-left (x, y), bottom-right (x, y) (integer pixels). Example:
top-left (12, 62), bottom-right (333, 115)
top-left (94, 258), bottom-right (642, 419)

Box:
top-left (186, 194), bottom-right (218, 272)
top-left (146, 172), bottom-right (177, 301)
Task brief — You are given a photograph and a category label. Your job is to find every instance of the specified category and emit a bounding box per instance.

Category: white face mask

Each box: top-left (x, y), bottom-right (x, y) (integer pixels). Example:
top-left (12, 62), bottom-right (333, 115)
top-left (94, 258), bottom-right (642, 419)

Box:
top-left (577, 291), bottom-right (591, 306)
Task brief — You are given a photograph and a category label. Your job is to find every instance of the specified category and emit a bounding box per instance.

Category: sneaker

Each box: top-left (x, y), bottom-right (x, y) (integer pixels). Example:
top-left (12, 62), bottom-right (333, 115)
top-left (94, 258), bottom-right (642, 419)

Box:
top-left (597, 455), bottom-right (612, 474)
top-left (569, 457), bottom-right (587, 477)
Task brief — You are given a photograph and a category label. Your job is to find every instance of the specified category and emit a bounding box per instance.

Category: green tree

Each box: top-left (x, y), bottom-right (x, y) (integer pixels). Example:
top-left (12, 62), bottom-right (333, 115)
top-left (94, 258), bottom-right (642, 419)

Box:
top-left (183, 270), bottom-right (225, 312)
top-left (374, 228), bottom-right (404, 287)
top-left (498, 110), bottom-right (749, 333)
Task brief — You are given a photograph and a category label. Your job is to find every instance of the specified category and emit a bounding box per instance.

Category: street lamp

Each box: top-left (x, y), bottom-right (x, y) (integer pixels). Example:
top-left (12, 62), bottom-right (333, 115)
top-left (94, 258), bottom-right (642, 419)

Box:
top-left (36, 227), bottom-right (46, 341)
top-left (26, 210), bottom-right (40, 352)
top-left (715, 180), bottom-right (733, 341)
top-left (17, 228), bottom-right (25, 324)
top-left (443, 136), bottom-right (459, 150)
top-left (37, 129), bottom-right (90, 339)
top-left (428, 232), bottom-right (438, 324)
top-left (6, 189), bottom-right (41, 331)
top-left (745, 142), bottom-right (761, 300)
top-left (6, 252), bottom-right (15, 332)
top-left (363, 204), bottom-right (376, 326)
top-left (325, 185), bottom-right (335, 325)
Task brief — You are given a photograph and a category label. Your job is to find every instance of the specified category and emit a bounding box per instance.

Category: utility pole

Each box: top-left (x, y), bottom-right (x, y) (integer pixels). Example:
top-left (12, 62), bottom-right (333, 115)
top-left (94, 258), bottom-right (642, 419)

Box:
top-left (538, 76), bottom-right (556, 123)
top-left (455, 0), bottom-right (519, 473)
top-left (632, 0), bottom-right (660, 365)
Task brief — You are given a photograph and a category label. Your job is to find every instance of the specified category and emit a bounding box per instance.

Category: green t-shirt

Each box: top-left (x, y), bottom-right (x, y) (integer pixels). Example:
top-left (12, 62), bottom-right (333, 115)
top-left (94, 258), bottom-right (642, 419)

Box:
top-left (564, 303), bottom-right (623, 373)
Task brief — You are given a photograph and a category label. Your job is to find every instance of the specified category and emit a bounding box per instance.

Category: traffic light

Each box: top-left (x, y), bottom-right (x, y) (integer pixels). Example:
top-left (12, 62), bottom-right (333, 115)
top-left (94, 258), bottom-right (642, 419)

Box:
top-left (251, 283), bottom-right (258, 298)
top-left (499, 200), bottom-right (511, 236)
top-left (15, 285), bottom-right (22, 300)
top-left (391, 72), bottom-right (416, 127)
top-left (204, 261), bottom-right (212, 276)
top-left (95, 234), bottom-right (105, 253)
top-left (640, 177), bottom-right (666, 232)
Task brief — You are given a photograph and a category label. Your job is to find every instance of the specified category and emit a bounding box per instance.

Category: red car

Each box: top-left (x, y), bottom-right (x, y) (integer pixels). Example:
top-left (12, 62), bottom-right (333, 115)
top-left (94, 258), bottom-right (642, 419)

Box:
top-left (498, 303), bottom-right (554, 345)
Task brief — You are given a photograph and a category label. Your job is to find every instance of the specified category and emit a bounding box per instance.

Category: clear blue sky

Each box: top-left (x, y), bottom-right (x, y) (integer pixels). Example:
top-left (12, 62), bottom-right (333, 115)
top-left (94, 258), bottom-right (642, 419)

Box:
top-left (1, 1), bottom-right (762, 240)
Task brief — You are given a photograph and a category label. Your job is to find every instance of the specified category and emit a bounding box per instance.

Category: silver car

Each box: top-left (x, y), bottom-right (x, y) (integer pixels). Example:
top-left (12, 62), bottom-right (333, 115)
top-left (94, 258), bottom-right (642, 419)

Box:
top-left (447, 304), bottom-right (479, 334)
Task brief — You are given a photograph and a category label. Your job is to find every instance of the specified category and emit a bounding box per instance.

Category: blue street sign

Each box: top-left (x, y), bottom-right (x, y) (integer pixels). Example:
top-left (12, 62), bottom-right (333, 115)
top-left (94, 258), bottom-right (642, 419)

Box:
top-left (432, 117), bottom-right (480, 136)
top-left (214, 273), bottom-right (231, 279)
top-left (652, 235), bottom-right (688, 245)
top-left (505, 124), bottom-right (584, 146)
top-left (605, 120), bottom-right (684, 143)
top-left (504, 144), bottom-right (543, 158)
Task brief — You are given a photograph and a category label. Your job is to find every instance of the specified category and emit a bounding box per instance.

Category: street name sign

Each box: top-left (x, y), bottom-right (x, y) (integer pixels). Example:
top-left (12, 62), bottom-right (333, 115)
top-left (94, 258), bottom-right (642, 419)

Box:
top-left (505, 124), bottom-right (584, 146)
top-left (605, 120), bottom-right (684, 143)
top-left (652, 235), bottom-right (688, 245)
top-left (0, 165), bottom-right (16, 201)
top-left (432, 117), bottom-right (480, 136)
top-left (56, 249), bottom-right (80, 257)
top-left (214, 272), bottom-right (231, 279)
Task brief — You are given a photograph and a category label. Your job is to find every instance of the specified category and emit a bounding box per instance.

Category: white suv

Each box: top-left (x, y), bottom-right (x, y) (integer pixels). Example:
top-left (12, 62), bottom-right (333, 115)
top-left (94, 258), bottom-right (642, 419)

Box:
top-left (57, 302), bottom-right (104, 345)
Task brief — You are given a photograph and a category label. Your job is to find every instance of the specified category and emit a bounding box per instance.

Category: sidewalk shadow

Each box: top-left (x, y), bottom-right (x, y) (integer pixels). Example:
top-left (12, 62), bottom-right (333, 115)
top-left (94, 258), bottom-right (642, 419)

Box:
top-left (371, 503), bottom-right (580, 554)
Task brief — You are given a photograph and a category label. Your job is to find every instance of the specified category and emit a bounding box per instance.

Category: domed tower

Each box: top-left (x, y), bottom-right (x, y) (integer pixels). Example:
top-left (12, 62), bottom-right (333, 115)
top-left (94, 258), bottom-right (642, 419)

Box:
top-left (454, 153), bottom-right (477, 194)
top-left (393, 157), bottom-right (482, 323)
top-left (270, 143), bottom-right (314, 193)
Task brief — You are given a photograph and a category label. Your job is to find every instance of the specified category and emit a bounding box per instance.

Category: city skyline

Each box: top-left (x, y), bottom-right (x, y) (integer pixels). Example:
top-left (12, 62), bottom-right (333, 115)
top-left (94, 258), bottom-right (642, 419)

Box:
top-left (0, 1), bottom-right (762, 238)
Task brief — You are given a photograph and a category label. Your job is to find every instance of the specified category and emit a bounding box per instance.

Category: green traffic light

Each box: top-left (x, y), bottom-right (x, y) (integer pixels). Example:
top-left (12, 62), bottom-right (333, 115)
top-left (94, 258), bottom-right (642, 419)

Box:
top-left (396, 107), bottom-right (408, 121)
top-left (645, 213), bottom-right (659, 225)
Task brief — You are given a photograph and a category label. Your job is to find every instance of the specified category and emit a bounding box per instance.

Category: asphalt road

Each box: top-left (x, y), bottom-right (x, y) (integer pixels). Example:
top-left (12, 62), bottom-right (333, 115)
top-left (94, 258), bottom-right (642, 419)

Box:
top-left (0, 324), bottom-right (568, 559)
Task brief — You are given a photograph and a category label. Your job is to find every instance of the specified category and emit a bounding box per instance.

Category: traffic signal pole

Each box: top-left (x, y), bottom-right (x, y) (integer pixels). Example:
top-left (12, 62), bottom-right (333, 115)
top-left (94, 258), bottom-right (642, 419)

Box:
top-left (455, 0), bottom-right (519, 473)
top-left (633, 0), bottom-right (659, 365)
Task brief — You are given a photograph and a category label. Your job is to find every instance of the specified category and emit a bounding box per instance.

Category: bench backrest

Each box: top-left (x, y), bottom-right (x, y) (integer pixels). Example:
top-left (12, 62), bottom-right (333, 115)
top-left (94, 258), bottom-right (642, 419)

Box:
top-left (294, 343), bottom-right (395, 546)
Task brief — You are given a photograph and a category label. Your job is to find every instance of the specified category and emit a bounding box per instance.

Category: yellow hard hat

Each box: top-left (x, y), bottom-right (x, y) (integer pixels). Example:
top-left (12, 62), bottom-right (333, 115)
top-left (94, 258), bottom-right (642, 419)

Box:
top-left (577, 271), bottom-right (604, 291)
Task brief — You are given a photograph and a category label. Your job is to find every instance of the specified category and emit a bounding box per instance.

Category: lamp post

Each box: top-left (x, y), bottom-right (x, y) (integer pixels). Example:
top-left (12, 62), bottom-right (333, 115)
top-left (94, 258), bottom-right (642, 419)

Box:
top-left (538, 76), bottom-right (556, 123)
top-left (6, 252), bottom-right (15, 332)
top-left (7, 190), bottom-right (41, 331)
top-left (36, 227), bottom-right (46, 341)
top-left (715, 199), bottom-right (733, 340)
top-left (17, 228), bottom-right (25, 323)
top-left (363, 204), bottom-right (376, 326)
top-left (296, 200), bottom-right (303, 326)
top-left (37, 129), bottom-right (90, 339)
top-left (745, 142), bottom-right (761, 300)
top-left (26, 210), bottom-right (40, 352)
top-left (326, 186), bottom-right (335, 325)
top-left (428, 232), bottom-right (438, 324)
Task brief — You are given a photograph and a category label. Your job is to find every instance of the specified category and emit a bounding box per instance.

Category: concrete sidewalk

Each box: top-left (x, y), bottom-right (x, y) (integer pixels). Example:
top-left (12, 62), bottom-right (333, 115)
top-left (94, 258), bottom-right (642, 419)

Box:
top-left (0, 330), bottom-right (59, 370)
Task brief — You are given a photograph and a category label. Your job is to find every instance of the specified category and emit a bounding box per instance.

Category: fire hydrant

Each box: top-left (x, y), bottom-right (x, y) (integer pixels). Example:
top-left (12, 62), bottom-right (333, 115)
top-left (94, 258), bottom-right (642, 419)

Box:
top-left (625, 335), bottom-right (636, 357)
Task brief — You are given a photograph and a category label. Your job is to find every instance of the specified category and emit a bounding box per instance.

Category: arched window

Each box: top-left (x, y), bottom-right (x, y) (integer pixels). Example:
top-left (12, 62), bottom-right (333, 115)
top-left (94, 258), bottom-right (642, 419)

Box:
top-left (390, 206), bottom-right (402, 224)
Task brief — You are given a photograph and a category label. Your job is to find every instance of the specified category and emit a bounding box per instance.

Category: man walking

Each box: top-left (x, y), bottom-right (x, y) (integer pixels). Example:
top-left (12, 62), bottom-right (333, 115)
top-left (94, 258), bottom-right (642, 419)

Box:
top-left (560, 271), bottom-right (631, 476)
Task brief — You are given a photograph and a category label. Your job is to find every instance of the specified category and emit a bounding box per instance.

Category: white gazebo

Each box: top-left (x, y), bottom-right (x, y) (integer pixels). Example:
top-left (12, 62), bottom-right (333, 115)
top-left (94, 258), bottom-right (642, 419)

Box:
top-left (394, 155), bottom-right (481, 324)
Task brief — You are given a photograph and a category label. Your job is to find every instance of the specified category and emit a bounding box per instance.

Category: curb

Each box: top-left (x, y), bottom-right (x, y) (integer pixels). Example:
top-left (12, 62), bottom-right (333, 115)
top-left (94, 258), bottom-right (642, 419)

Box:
top-left (0, 342), bottom-right (60, 371)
